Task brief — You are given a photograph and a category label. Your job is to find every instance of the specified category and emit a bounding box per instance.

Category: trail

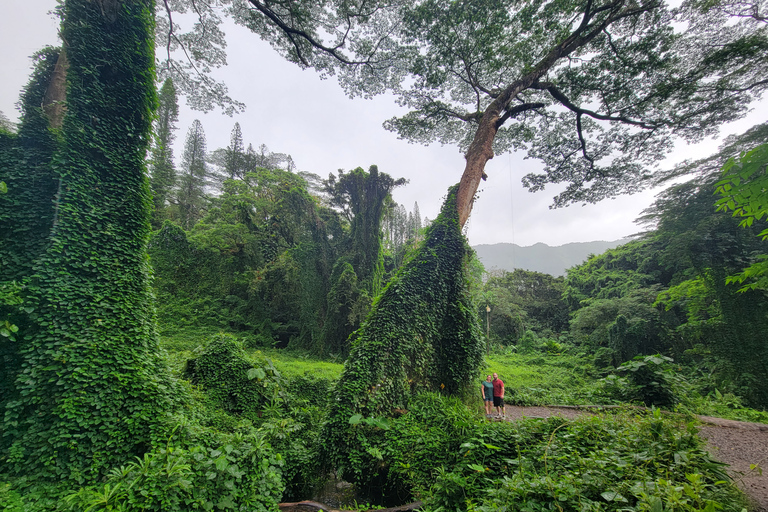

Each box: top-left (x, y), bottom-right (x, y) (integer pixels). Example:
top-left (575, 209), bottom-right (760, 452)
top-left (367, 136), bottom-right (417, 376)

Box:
top-left (501, 406), bottom-right (768, 512)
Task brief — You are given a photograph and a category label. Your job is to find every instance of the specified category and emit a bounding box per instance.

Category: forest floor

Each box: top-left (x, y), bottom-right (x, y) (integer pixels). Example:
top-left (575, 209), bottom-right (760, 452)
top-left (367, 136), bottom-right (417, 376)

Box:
top-left (501, 406), bottom-right (768, 512)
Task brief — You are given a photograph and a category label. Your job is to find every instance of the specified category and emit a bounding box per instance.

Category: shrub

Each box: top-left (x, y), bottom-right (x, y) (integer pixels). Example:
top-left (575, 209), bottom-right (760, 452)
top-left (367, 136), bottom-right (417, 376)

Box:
top-left (185, 333), bottom-right (283, 415)
top-left (598, 354), bottom-right (685, 407)
top-left (65, 429), bottom-right (284, 511)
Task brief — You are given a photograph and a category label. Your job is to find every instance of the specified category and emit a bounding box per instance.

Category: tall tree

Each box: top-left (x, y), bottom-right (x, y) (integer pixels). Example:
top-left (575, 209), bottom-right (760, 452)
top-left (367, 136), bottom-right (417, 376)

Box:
top-left (319, 166), bottom-right (407, 353)
top-left (148, 77), bottom-right (179, 227)
top-left (224, 122), bottom-right (245, 180)
top-left (175, 119), bottom-right (210, 229)
top-left (2, 0), bottom-right (176, 480)
top-left (324, 166), bottom-right (407, 294)
top-left (411, 201), bottom-right (422, 237)
top-left (332, 0), bottom-right (768, 225)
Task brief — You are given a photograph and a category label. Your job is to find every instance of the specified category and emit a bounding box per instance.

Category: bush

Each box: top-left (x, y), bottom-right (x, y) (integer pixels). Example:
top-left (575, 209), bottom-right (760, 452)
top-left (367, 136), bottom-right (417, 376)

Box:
top-left (65, 428), bottom-right (284, 511)
top-left (185, 333), bottom-right (284, 415)
top-left (287, 373), bottom-right (335, 407)
top-left (422, 409), bottom-right (745, 512)
top-left (598, 354), bottom-right (685, 407)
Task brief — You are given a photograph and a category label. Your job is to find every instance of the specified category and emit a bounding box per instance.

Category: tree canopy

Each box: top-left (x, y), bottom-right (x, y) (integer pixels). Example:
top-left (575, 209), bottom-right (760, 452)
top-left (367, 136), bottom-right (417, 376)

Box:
top-left (326, 0), bottom-right (768, 223)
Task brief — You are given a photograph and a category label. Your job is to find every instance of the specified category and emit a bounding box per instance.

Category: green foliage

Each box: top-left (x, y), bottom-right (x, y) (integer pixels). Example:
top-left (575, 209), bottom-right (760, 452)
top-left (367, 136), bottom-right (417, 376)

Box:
top-left (0, 482), bottom-right (25, 512)
top-left (186, 333), bottom-right (284, 417)
top-left (346, 391), bottom-right (746, 512)
top-left (319, 260), bottom-right (369, 355)
top-left (148, 78), bottom-right (179, 228)
top-left (715, 142), bottom-right (768, 291)
top-left (480, 269), bottom-right (568, 347)
top-left (483, 352), bottom-right (595, 406)
top-left (367, 0), bottom-right (768, 208)
top-left (319, 166), bottom-right (407, 354)
top-left (149, 169), bottom-right (337, 349)
top-left (563, 240), bottom-right (669, 310)
top-left (65, 428), bottom-right (284, 512)
top-left (598, 355), bottom-right (685, 407)
top-left (174, 119), bottom-right (210, 229)
top-left (383, 393), bottom-right (480, 499)
top-left (425, 410), bottom-right (743, 512)
top-left (0, 46), bottom-right (61, 283)
top-left (1, 0), bottom-right (178, 482)
top-left (323, 185), bottom-right (484, 483)
top-left (570, 288), bottom-right (668, 364)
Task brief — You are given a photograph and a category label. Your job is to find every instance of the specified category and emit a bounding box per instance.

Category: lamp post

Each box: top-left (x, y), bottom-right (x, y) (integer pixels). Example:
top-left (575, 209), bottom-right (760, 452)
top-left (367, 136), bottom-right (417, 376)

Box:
top-left (486, 305), bottom-right (491, 355)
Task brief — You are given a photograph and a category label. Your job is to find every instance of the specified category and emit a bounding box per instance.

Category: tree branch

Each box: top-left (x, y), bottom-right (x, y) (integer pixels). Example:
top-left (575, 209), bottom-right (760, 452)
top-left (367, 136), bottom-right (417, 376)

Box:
top-left (246, 0), bottom-right (374, 66)
top-left (532, 81), bottom-right (659, 129)
top-left (495, 102), bottom-right (546, 129)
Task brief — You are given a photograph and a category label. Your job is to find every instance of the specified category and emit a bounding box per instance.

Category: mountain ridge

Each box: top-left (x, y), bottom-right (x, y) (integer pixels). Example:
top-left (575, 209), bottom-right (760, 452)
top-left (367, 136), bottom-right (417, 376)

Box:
top-left (472, 239), bottom-right (632, 277)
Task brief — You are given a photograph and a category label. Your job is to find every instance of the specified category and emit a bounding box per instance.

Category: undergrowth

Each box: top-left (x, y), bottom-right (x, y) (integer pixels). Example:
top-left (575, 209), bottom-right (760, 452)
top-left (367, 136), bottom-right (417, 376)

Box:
top-left (380, 393), bottom-right (749, 512)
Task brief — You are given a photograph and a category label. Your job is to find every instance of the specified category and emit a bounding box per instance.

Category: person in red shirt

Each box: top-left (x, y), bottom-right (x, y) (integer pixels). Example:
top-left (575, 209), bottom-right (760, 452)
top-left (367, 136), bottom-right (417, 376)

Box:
top-left (492, 372), bottom-right (505, 417)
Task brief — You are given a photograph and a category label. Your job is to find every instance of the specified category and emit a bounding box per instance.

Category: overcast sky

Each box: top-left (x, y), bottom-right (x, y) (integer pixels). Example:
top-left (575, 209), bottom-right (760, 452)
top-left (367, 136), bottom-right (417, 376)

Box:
top-left (2, 1), bottom-right (765, 247)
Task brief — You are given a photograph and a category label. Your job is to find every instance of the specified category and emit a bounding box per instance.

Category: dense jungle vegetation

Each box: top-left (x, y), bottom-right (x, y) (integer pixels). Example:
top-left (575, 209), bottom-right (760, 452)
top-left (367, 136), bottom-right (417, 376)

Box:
top-left (2, 0), bottom-right (768, 510)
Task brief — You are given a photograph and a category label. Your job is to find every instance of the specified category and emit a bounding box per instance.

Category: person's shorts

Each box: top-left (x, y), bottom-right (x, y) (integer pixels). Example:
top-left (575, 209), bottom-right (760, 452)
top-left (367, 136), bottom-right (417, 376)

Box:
top-left (493, 396), bottom-right (504, 407)
top-left (484, 396), bottom-right (493, 402)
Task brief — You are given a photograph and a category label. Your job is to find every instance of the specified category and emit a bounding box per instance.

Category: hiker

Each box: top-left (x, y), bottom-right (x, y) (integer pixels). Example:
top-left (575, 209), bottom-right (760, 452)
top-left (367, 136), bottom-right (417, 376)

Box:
top-left (492, 372), bottom-right (505, 417)
top-left (481, 375), bottom-right (494, 416)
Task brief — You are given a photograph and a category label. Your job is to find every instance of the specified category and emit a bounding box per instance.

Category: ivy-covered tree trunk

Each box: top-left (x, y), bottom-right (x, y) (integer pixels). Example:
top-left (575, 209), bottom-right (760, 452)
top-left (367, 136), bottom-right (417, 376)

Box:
top-left (323, 185), bottom-right (484, 483)
top-left (0, 49), bottom-right (62, 415)
top-left (2, 0), bottom-right (176, 481)
top-left (0, 49), bottom-right (61, 284)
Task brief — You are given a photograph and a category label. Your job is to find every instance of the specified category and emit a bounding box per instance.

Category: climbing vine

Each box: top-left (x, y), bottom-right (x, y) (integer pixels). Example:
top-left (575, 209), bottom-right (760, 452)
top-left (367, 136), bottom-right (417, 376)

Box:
top-left (1, 0), bottom-right (177, 481)
top-left (323, 184), bottom-right (484, 483)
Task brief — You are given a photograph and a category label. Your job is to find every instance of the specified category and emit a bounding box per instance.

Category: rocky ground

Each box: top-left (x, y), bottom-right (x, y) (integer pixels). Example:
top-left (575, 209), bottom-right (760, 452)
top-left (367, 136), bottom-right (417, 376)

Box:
top-left (501, 406), bottom-right (768, 511)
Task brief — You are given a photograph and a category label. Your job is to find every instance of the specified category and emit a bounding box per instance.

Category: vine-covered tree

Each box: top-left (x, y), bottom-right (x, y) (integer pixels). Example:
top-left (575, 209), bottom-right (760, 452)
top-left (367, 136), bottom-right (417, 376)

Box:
top-left (148, 77), bottom-right (179, 227)
top-left (319, 166), bottom-right (407, 354)
top-left (1, 0), bottom-right (176, 481)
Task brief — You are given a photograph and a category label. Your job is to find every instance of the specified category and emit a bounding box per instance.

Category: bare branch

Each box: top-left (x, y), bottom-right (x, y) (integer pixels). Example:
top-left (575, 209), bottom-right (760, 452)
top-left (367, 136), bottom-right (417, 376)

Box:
top-left (246, 0), bottom-right (374, 66)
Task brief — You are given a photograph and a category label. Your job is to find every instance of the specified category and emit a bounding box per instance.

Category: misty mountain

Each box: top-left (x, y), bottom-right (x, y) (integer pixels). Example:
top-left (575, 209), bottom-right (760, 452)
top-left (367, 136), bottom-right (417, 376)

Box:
top-left (472, 239), bottom-right (632, 277)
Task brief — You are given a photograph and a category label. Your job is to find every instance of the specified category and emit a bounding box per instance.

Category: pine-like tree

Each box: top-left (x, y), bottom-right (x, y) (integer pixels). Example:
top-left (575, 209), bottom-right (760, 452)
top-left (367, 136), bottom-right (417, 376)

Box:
top-left (412, 201), bottom-right (422, 234)
top-left (148, 78), bottom-right (179, 227)
top-left (174, 119), bottom-right (210, 229)
top-left (224, 122), bottom-right (245, 180)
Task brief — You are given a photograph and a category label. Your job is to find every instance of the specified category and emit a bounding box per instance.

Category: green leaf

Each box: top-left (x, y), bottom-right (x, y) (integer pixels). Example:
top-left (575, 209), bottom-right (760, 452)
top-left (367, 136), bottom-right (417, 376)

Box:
top-left (601, 491), bottom-right (627, 502)
top-left (247, 367), bottom-right (266, 380)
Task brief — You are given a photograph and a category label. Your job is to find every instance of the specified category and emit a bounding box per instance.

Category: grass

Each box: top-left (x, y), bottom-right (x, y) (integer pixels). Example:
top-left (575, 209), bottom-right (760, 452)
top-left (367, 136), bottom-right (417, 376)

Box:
top-left (157, 326), bottom-right (768, 422)
top-left (482, 351), bottom-right (600, 406)
top-left (251, 348), bottom-right (345, 380)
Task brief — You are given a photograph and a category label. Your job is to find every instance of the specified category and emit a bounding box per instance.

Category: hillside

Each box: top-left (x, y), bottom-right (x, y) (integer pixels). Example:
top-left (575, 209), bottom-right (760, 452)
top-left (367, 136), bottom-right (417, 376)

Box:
top-left (473, 239), bottom-right (632, 276)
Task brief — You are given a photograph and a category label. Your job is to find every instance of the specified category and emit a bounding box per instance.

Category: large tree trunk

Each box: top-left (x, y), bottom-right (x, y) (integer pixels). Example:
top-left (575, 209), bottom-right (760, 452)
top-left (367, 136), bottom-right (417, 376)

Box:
top-left (42, 48), bottom-right (69, 129)
top-left (456, 109), bottom-right (500, 227)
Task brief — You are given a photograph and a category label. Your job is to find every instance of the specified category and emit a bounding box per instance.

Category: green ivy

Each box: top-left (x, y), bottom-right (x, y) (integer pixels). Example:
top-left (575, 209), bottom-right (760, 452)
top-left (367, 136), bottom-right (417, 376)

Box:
top-left (1, 0), bottom-right (178, 482)
top-left (65, 428), bottom-right (284, 511)
top-left (185, 333), bottom-right (284, 416)
top-left (323, 185), bottom-right (484, 484)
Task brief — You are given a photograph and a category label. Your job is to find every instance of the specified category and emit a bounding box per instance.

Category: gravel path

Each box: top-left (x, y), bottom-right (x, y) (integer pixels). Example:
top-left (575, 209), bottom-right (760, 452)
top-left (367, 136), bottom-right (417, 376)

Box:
top-left (499, 406), bottom-right (768, 511)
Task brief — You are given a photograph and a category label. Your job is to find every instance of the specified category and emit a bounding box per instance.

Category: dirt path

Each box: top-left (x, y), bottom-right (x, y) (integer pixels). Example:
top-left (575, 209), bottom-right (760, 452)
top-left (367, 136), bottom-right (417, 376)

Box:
top-left (500, 406), bottom-right (768, 511)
